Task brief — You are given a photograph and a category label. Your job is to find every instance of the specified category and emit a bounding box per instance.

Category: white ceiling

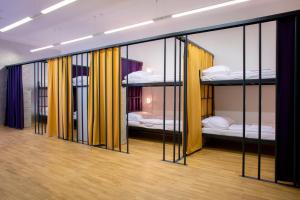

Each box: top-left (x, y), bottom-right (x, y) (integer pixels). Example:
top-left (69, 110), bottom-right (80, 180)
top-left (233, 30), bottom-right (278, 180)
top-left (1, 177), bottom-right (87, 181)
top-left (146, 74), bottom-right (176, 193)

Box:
top-left (0, 0), bottom-right (300, 57)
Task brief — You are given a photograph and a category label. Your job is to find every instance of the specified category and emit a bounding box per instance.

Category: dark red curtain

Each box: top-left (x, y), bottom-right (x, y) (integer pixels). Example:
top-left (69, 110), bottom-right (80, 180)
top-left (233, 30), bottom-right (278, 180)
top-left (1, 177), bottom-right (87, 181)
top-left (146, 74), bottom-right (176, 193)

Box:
top-left (122, 58), bottom-right (143, 112)
top-left (5, 65), bottom-right (24, 129)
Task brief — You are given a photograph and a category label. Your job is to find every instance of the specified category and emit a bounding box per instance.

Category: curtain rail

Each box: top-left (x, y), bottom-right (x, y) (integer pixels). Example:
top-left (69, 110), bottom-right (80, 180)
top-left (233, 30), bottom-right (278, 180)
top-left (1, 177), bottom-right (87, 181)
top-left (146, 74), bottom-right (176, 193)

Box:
top-left (5, 9), bottom-right (300, 68)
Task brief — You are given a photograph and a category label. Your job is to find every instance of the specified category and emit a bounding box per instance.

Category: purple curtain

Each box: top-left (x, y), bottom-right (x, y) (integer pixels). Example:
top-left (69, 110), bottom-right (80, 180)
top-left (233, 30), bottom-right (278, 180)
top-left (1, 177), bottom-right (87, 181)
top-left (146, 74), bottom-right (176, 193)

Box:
top-left (277, 15), bottom-right (300, 186)
top-left (122, 58), bottom-right (143, 112)
top-left (5, 65), bottom-right (24, 129)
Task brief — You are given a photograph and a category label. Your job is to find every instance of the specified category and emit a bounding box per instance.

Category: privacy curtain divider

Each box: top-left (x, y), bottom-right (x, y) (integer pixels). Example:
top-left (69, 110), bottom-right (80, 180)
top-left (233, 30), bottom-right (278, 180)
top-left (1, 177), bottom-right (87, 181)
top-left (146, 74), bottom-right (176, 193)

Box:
top-left (186, 43), bottom-right (213, 154)
top-left (47, 57), bottom-right (73, 140)
top-left (88, 48), bottom-right (121, 149)
top-left (5, 65), bottom-right (24, 129)
top-left (277, 15), bottom-right (300, 187)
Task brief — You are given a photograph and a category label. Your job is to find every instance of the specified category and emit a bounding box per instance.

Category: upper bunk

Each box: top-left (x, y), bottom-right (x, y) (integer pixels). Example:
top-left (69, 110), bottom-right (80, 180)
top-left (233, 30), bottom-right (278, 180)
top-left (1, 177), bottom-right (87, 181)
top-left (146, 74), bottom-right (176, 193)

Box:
top-left (200, 64), bottom-right (276, 86)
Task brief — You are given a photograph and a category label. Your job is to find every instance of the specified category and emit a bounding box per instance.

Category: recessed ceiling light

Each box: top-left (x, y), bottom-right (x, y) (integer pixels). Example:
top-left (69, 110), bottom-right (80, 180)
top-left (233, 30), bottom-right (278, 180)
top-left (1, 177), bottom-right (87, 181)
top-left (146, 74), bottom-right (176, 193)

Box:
top-left (30, 45), bottom-right (55, 53)
top-left (172, 0), bottom-right (250, 18)
top-left (41, 0), bottom-right (77, 15)
top-left (104, 20), bottom-right (154, 34)
top-left (60, 35), bottom-right (94, 45)
top-left (0, 17), bottom-right (33, 32)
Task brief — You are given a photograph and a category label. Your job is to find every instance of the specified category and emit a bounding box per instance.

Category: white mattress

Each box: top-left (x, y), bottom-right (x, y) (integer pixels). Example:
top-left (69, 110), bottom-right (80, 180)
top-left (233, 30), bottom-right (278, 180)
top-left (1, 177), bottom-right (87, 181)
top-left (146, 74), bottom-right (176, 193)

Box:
top-left (201, 69), bottom-right (276, 81)
top-left (128, 112), bottom-right (182, 131)
top-left (202, 127), bottom-right (275, 141)
top-left (123, 71), bottom-right (182, 84)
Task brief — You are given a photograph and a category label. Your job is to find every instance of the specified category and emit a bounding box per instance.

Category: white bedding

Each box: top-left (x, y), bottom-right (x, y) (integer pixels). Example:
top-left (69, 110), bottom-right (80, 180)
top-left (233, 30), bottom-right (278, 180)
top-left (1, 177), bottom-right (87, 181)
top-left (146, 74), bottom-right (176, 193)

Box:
top-left (123, 71), bottom-right (183, 84)
top-left (128, 112), bottom-right (182, 131)
top-left (202, 127), bottom-right (275, 141)
top-left (201, 68), bottom-right (276, 81)
top-left (128, 112), bottom-right (275, 141)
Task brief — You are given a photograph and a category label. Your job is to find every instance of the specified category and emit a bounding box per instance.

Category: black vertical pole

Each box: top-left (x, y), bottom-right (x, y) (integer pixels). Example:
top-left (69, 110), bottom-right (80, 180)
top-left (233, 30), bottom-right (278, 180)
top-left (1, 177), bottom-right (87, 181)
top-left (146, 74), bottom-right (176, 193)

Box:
top-left (81, 54), bottom-right (84, 144)
top-left (163, 38), bottom-right (167, 161)
top-left (66, 57), bottom-right (69, 140)
top-left (105, 50), bottom-right (108, 149)
top-left (126, 46), bottom-right (129, 153)
top-left (86, 53), bottom-right (89, 145)
top-left (242, 26), bottom-right (246, 177)
top-left (76, 55), bottom-right (79, 142)
top-left (258, 23), bottom-right (262, 180)
top-left (92, 52), bottom-right (94, 145)
top-left (37, 62), bottom-right (40, 134)
top-left (112, 48), bottom-right (115, 150)
top-left (178, 40), bottom-right (182, 159)
top-left (98, 50), bottom-right (101, 145)
top-left (44, 62), bottom-right (46, 133)
top-left (183, 35), bottom-right (188, 165)
top-left (41, 62), bottom-right (43, 134)
top-left (70, 56), bottom-right (74, 142)
top-left (34, 63), bottom-right (36, 134)
top-left (57, 58), bottom-right (60, 139)
top-left (62, 58), bottom-right (65, 140)
top-left (118, 47), bottom-right (122, 152)
top-left (173, 38), bottom-right (177, 162)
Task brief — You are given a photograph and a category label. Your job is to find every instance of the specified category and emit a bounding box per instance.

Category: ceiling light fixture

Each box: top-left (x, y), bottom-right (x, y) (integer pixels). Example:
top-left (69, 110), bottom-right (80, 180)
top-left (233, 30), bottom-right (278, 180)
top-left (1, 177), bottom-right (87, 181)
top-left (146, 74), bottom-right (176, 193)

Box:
top-left (104, 20), bottom-right (154, 34)
top-left (172, 0), bottom-right (250, 18)
top-left (0, 17), bottom-right (33, 32)
top-left (30, 45), bottom-right (55, 53)
top-left (60, 35), bottom-right (93, 45)
top-left (41, 0), bottom-right (77, 14)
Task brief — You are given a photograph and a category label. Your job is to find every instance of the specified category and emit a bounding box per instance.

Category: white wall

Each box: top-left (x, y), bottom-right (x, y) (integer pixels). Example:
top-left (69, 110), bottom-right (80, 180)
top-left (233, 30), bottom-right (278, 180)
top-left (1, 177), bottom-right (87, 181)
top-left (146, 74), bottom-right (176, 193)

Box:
top-left (123, 22), bottom-right (276, 126)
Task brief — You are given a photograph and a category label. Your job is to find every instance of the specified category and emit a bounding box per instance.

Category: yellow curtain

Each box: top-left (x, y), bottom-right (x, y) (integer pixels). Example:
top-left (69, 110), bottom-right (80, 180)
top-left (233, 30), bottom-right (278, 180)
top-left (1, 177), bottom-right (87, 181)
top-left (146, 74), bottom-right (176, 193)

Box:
top-left (88, 48), bottom-right (121, 149)
top-left (186, 43), bottom-right (213, 154)
top-left (47, 56), bottom-right (73, 140)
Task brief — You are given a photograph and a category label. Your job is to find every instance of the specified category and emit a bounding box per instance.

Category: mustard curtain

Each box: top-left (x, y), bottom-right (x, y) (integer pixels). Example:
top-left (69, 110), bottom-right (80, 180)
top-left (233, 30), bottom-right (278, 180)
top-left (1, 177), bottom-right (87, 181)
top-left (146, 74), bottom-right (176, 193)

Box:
top-left (186, 43), bottom-right (213, 154)
top-left (47, 57), bottom-right (73, 140)
top-left (88, 48), bottom-right (121, 149)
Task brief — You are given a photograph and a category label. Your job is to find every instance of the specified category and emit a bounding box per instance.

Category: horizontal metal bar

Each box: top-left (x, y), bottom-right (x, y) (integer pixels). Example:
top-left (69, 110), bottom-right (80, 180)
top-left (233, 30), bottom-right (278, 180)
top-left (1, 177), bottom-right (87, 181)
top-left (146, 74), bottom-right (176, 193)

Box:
top-left (5, 9), bottom-right (300, 68)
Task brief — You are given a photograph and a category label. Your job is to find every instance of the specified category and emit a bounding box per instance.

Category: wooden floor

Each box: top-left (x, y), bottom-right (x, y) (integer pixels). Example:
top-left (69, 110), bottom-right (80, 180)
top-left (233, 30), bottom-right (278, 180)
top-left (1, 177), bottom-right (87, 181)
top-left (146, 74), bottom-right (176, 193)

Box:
top-left (0, 126), bottom-right (299, 200)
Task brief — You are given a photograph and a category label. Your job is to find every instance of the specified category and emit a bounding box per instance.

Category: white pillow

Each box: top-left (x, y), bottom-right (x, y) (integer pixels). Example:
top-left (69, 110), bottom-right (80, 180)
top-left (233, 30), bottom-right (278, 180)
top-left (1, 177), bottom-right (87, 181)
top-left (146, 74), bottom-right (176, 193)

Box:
top-left (202, 116), bottom-right (234, 130)
top-left (128, 113), bottom-right (144, 122)
top-left (202, 65), bottom-right (231, 76)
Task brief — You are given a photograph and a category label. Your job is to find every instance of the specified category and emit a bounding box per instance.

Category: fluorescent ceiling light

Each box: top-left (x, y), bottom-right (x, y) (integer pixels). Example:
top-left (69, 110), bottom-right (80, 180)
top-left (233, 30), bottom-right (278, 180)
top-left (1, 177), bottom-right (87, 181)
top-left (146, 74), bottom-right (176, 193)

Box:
top-left (0, 17), bottom-right (33, 32)
top-left (60, 35), bottom-right (93, 45)
top-left (104, 20), bottom-right (154, 34)
top-left (172, 0), bottom-right (250, 18)
top-left (41, 0), bottom-right (77, 14)
top-left (30, 45), bottom-right (54, 53)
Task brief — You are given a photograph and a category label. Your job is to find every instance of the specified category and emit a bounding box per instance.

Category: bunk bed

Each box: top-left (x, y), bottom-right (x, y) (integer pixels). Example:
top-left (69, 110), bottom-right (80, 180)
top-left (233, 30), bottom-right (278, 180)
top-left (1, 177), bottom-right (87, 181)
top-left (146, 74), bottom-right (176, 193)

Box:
top-left (200, 65), bottom-right (276, 145)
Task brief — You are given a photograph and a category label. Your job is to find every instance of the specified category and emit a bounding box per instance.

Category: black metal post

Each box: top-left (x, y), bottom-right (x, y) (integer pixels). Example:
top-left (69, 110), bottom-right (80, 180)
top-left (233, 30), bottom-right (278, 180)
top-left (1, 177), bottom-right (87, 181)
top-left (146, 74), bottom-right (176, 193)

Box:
top-left (105, 50), bottom-right (108, 149)
top-left (76, 55), bottom-right (79, 142)
top-left (178, 40), bottom-right (182, 159)
top-left (163, 38), bottom-right (167, 161)
top-left (81, 54), bottom-right (84, 144)
top-left (112, 48), bottom-right (115, 150)
top-left (37, 62), bottom-right (40, 134)
top-left (92, 52), bottom-right (95, 145)
top-left (126, 46), bottom-right (129, 153)
top-left (242, 26), bottom-right (246, 177)
top-left (58, 58), bottom-right (60, 139)
top-left (98, 50), bottom-right (101, 145)
top-left (34, 63), bottom-right (36, 134)
top-left (86, 53), bottom-right (89, 145)
top-left (183, 35), bottom-right (188, 165)
top-left (118, 47), bottom-right (122, 152)
top-left (173, 38), bottom-right (177, 162)
top-left (258, 23), bottom-right (262, 180)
